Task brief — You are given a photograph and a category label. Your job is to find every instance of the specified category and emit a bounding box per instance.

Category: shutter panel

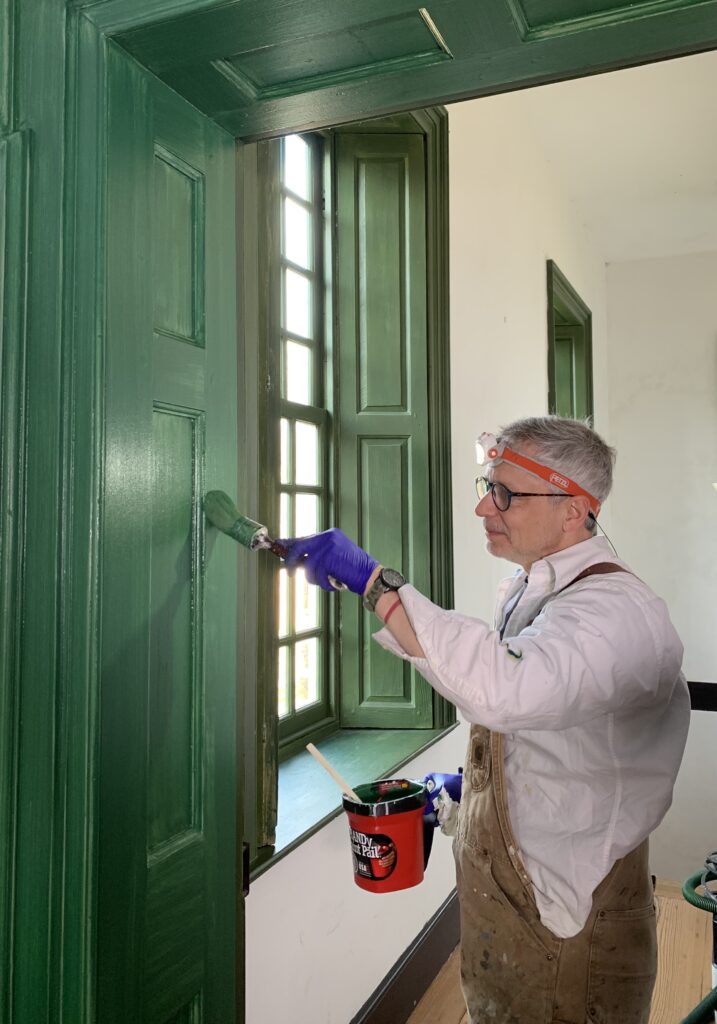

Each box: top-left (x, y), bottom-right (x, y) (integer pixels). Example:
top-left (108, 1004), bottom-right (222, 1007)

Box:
top-left (335, 133), bottom-right (433, 728)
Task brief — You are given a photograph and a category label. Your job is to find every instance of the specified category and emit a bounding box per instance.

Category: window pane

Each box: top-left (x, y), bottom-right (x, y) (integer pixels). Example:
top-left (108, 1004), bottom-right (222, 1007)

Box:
top-left (295, 493), bottom-right (318, 536)
top-left (280, 418), bottom-right (290, 483)
top-left (283, 134), bottom-right (310, 200)
top-left (294, 567), bottom-right (318, 633)
top-left (285, 341), bottom-right (311, 405)
top-left (278, 568), bottom-right (289, 637)
top-left (295, 637), bottom-right (318, 710)
top-left (284, 197), bottom-right (311, 269)
top-left (280, 492), bottom-right (290, 537)
top-left (295, 421), bottom-right (318, 485)
top-left (284, 268), bottom-right (311, 339)
top-left (278, 645), bottom-right (289, 718)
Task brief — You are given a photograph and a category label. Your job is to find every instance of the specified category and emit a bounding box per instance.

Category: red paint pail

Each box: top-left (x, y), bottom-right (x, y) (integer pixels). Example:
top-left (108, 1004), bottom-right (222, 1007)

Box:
top-left (342, 779), bottom-right (427, 893)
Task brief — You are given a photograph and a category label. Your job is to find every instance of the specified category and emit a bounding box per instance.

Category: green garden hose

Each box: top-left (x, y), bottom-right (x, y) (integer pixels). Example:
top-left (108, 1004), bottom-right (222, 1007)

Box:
top-left (680, 988), bottom-right (717, 1024)
top-left (683, 870), bottom-right (717, 914)
top-left (679, 860), bottom-right (717, 1024)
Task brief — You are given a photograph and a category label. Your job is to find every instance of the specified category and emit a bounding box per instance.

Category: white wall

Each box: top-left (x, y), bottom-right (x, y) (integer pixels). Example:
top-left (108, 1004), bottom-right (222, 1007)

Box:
top-left (245, 95), bottom-right (610, 1023)
top-left (606, 252), bottom-right (717, 878)
top-left (245, 728), bottom-right (466, 1024)
top-left (448, 93), bottom-right (610, 621)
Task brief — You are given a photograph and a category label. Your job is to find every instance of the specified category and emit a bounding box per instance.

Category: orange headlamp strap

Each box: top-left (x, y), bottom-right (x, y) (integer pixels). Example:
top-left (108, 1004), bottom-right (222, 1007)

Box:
top-left (483, 439), bottom-right (601, 518)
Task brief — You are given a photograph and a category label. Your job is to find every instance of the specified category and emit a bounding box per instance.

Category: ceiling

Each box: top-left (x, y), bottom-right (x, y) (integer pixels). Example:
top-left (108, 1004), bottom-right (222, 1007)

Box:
top-left (456, 49), bottom-right (717, 262)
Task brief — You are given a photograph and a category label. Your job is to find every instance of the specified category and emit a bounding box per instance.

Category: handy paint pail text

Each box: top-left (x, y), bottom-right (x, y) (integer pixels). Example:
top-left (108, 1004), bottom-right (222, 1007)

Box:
top-left (342, 779), bottom-right (427, 893)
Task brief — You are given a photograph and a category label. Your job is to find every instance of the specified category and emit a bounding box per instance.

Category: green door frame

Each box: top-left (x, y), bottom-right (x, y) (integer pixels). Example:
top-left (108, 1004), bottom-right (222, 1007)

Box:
top-left (4, 1), bottom-right (717, 1021)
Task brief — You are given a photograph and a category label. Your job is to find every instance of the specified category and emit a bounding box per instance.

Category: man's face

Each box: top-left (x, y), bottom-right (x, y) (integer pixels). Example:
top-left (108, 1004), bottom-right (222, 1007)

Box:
top-left (475, 447), bottom-right (579, 570)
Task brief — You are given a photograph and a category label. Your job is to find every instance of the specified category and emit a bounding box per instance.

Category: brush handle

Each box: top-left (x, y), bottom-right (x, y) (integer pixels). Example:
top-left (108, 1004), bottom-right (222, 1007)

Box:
top-left (306, 743), bottom-right (361, 802)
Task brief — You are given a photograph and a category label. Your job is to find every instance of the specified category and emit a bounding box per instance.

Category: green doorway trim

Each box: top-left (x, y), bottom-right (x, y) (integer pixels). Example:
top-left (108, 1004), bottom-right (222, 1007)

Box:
top-left (7, 2), bottom-right (717, 1022)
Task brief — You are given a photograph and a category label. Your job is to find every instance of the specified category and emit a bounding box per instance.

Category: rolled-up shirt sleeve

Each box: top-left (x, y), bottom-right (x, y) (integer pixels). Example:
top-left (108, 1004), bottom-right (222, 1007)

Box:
top-left (374, 584), bottom-right (683, 732)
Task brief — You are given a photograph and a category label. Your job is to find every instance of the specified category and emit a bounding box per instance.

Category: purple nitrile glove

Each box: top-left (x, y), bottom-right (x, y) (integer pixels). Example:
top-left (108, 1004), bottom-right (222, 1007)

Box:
top-left (278, 528), bottom-right (378, 594)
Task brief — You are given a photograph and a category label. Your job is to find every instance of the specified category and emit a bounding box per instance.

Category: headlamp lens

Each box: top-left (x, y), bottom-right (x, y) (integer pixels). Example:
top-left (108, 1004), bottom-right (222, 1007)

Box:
top-left (475, 432), bottom-right (499, 466)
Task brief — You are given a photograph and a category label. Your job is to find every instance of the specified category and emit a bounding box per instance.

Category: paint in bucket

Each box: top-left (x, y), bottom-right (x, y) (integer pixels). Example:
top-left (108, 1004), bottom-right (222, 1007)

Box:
top-left (342, 779), bottom-right (427, 893)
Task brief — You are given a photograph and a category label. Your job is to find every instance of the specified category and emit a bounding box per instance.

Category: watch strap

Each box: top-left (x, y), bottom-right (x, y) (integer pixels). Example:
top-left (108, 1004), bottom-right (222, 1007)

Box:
top-left (362, 567), bottom-right (404, 612)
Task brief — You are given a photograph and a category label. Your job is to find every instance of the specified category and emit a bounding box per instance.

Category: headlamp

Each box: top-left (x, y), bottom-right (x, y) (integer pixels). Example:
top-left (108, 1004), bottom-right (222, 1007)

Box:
top-left (475, 431), bottom-right (601, 518)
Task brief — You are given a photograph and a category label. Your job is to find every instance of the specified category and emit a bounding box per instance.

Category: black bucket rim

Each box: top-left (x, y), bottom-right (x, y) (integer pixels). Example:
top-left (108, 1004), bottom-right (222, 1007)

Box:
top-left (342, 778), bottom-right (427, 817)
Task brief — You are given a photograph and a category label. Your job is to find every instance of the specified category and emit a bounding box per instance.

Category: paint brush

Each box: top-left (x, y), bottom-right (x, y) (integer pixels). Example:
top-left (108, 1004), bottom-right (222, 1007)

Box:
top-left (204, 490), bottom-right (347, 589)
top-left (204, 490), bottom-right (288, 558)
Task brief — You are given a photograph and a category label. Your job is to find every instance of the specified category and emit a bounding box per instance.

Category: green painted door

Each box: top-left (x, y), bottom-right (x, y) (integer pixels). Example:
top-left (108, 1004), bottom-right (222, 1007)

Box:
top-left (554, 325), bottom-right (590, 418)
top-left (98, 45), bottom-right (241, 1024)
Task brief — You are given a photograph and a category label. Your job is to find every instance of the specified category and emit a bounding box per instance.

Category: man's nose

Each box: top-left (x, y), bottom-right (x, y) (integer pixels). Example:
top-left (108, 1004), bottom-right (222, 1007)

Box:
top-left (475, 492), bottom-right (495, 519)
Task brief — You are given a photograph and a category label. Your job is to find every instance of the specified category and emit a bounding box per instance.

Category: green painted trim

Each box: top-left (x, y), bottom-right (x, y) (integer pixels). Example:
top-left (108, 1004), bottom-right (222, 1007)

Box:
top-left (506, 0), bottom-right (711, 42)
top-left (79, 0), bottom-right (717, 144)
top-left (54, 12), bottom-right (107, 1022)
top-left (12, 2), bottom-right (68, 1020)
top-left (416, 107), bottom-right (455, 730)
top-left (0, 0), bottom-right (13, 133)
top-left (0, 126), bottom-right (29, 1024)
top-left (98, 43), bottom-right (153, 1021)
top-left (217, 49), bottom-right (452, 104)
top-left (235, 140), bottom-right (261, 859)
top-left (74, 0), bottom-right (232, 34)
top-left (219, 12), bottom-right (717, 140)
top-left (110, 1), bottom-right (435, 67)
top-left (254, 138), bottom-right (282, 849)
top-left (546, 259), bottom-right (594, 420)
top-left (278, 714), bottom-right (339, 762)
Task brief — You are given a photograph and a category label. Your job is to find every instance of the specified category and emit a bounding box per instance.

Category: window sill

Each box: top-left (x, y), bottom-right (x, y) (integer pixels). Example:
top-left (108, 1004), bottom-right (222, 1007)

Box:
top-left (251, 723), bottom-right (457, 880)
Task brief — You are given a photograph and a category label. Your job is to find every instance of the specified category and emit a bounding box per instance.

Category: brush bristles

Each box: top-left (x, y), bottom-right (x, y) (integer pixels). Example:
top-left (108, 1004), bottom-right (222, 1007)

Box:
top-left (204, 491), bottom-right (264, 550)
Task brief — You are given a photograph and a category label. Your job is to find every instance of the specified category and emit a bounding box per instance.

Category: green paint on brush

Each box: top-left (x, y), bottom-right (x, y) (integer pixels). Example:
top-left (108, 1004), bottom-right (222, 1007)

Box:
top-left (204, 491), bottom-right (264, 549)
top-left (203, 491), bottom-right (288, 558)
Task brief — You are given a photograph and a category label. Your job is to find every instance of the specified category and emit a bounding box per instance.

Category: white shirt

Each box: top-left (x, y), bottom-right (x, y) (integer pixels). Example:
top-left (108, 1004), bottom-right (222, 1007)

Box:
top-left (374, 536), bottom-right (690, 937)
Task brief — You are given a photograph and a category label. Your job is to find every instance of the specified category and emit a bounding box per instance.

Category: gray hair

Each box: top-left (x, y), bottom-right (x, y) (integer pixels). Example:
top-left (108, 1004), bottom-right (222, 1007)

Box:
top-left (496, 416), bottom-right (616, 505)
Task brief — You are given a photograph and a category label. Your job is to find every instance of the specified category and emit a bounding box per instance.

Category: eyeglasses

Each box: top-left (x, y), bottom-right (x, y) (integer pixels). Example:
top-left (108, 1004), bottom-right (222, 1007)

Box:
top-left (475, 477), bottom-right (568, 512)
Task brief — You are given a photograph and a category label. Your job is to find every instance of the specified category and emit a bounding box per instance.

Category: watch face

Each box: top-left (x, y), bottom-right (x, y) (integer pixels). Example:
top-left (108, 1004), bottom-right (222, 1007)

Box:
top-left (381, 567), bottom-right (405, 589)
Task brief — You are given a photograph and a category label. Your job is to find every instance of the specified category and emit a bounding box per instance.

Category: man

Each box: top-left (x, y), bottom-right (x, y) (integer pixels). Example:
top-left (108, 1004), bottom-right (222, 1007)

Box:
top-left (281, 416), bottom-right (690, 1024)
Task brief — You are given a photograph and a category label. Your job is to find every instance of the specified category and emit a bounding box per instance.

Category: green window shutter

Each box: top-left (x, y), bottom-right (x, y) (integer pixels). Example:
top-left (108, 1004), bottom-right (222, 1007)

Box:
top-left (335, 132), bottom-right (434, 728)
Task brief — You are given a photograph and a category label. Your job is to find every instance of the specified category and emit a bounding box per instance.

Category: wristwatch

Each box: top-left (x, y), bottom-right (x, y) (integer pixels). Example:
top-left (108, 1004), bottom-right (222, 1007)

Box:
top-left (362, 567), bottom-right (406, 612)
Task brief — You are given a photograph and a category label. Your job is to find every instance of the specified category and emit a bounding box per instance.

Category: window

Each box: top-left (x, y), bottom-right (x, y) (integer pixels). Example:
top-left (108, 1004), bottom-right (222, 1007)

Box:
top-left (277, 135), bottom-right (331, 743)
top-left (244, 110), bottom-right (454, 859)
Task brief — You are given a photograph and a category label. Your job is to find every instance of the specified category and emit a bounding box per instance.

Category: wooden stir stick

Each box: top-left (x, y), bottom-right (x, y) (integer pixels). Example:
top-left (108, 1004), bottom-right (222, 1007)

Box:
top-left (306, 742), bottom-right (361, 803)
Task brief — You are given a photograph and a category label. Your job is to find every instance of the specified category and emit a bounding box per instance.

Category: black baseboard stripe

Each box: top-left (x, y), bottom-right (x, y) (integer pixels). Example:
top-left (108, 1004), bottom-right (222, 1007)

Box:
top-left (688, 681), bottom-right (717, 712)
top-left (350, 888), bottom-right (461, 1024)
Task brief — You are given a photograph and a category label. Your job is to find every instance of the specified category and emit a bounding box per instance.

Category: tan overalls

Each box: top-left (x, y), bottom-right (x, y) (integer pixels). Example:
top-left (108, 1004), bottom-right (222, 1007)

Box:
top-left (453, 566), bottom-right (658, 1024)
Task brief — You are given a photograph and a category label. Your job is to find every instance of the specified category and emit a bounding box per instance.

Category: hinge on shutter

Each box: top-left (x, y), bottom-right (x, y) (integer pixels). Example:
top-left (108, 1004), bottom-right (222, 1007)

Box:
top-left (242, 842), bottom-right (251, 897)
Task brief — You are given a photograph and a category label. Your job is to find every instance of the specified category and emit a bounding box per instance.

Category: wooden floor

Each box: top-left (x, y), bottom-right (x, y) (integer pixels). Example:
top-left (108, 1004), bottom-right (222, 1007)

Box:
top-left (408, 881), bottom-right (713, 1024)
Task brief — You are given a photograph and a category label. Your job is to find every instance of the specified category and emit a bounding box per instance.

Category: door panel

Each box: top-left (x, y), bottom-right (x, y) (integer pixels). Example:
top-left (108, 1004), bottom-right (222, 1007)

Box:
top-left (99, 44), bottom-right (240, 1024)
top-left (554, 325), bottom-right (589, 418)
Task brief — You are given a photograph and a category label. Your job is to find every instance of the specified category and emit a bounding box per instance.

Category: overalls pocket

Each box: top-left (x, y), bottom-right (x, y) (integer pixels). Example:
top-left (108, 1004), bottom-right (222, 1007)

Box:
top-left (486, 855), bottom-right (558, 960)
top-left (586, 903), bottom-right (657, 1024)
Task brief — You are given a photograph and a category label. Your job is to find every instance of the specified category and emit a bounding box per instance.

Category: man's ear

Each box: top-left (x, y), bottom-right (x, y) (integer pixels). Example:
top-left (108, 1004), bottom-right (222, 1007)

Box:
top-left (563, 495), bottom-right (591, 533)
